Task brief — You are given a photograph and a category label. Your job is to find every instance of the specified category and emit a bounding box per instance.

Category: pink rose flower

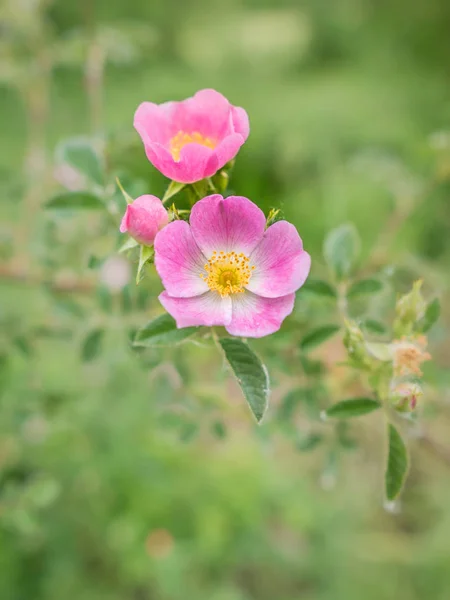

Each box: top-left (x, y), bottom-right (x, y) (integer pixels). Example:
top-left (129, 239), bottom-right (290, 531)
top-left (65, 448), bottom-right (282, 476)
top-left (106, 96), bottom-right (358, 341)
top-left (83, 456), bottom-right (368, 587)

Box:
top-left (154, 195), bottom-right (311, 338)
top-left (120, 195), bottom-right (169, 246)
top-left (134, 89), bottom-right (249, 184)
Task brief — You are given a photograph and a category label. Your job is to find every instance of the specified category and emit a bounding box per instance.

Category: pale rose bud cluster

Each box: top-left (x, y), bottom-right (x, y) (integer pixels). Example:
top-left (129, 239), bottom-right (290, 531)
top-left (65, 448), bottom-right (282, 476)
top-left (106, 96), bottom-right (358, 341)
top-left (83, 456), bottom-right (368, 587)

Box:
top-left (118, 89), bottom-right (311, 338)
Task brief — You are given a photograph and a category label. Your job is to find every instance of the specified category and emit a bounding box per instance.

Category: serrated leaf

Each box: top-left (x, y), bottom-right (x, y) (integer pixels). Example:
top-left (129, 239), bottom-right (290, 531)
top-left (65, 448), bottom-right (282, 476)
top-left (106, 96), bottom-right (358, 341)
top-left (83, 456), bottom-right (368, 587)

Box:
top-left (57, 139), bottom-right (103, 185)
top-left (326, 397), bottom-right (381, 418)
top-left (347, 279), bottom-right (383, 299)
top-left (323, 224), bottom-right (361, 280)
top-left (46, 191), bottom-right (104, 210)
top-left (300, 325), bottom-right (340, 352)
top-left (417, 298), bottom-right (440, 333)
top-left (133, 314), bottom-right (197, 347)
top-left (302, 279), bottom-right (337, 299)
top-left (136, 245), bottom-right (153, 284)
top-left (81, 328), bottom-right (104, 361)
top-left (219, 338), bottom-right (269, 423)
top-left (162, 180), bottom-right (185, 203)
top-left (385, 423), bottom-right (409, 501)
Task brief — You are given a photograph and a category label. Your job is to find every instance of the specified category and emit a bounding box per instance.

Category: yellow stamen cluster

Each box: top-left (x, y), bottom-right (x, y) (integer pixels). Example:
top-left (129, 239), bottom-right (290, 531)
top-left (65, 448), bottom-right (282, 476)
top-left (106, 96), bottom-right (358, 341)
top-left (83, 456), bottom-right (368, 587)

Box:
top-left (201, 250), bottom-right (254, 297)
top-left (392, 335), bottom-right (431, 377)
top-left (169, 130), bottom-right (216, 162)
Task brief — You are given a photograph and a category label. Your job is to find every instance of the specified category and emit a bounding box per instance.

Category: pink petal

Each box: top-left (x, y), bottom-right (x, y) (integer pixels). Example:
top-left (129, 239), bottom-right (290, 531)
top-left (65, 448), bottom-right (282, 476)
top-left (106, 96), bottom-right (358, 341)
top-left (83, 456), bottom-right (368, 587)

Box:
top-left (190, 195), bottom-right (266, 258)
top-left (175, 89), bottom-right (234, 140)
top-left (246, 221), bottom-right (311, 298)
top-left (226, 292), bottom-right (295, 338)
top-left (231, 106), bottom-right (250, 140)
top-left (210, 133), bottom-right (246, 175)
top-left (159, 291), bottom-right (232, 328)
top-left (134, 102), bottom-right (175, 146)
top-left (144, 141), bottom-right (218, 184)
top-left (154, 220), bottom-right (208, 297)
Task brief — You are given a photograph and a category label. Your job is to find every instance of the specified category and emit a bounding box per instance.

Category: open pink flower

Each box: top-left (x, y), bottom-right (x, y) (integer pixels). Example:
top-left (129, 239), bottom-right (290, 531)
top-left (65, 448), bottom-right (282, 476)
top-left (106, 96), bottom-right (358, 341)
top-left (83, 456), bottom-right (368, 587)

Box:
top-left (134, 89), bottom-right (249, 184)
top-left (120, 195), bottom-right (168, 246)
top-left (154, 195), bottom-right (311, 338)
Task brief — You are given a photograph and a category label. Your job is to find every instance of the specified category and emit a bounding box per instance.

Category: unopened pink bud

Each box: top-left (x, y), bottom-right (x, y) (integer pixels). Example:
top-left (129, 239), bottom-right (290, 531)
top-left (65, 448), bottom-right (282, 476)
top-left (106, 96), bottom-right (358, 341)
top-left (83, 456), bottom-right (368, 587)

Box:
top-left (119, 195), bottom-right (168, 246)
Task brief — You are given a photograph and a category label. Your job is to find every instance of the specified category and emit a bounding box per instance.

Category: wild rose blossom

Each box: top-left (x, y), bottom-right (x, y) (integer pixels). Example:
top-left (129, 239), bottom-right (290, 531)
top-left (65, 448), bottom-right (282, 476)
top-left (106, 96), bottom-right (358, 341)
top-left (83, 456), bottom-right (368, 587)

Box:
top-left (120, 195), bottom-right (168, 246)
top-left (154, 194), bottom-right (311, 338)
top-left (134, 89), bottom-right (249, 184)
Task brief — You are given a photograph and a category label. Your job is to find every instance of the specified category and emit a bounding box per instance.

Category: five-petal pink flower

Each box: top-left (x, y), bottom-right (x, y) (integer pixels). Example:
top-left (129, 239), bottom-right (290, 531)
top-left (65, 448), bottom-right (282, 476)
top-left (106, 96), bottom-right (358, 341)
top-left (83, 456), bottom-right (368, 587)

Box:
top-left (154, 195), bottom-right (311, 338)
top-left (134, 89), bottom-right (249, 184)
top-left (120, 195), bottom-right (168, 246)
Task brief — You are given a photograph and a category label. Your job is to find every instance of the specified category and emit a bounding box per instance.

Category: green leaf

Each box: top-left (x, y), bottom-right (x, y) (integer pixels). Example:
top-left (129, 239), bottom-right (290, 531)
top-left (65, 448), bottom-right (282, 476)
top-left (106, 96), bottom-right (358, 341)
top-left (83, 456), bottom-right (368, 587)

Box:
top-left (362, 319), bottom-right (387, 335)
top-left (326, 397), bottom-right (381, 419)
top-left (162, 180), bottom-right (185, 204)
top-left (133, 314), bottom-right (198, 347)
top-left (385, 423), bottom-right (409, 501)
top-left (45, 191), bottom-right (104, 210)
top-left (119, 237), bottom-right (139, 253)
top-left (136, 245), bottom-right (153, 284)
top-left (302, 279), bottom-right (337, 299)
top-left (81, 328), bottom-right (104, 361)
top-left (219, 338), bottom-right (269, 423)
top-left (323, 224), bottom-right (361, 280)
top-left (366, 341), bottom-right (392, 361)
top-left (57, 139), bottom-right (103, 186)
top-left (211, 420), bottom-right (227, 439)
top-left (417, 298), bottom-right (440, 333)
top-left (347, 279), bottom-right (383, 299)
top-left (115, 177), bottom-right (133, 204)
top-left (295, 432), bottom-right (323, 452)
top-left (300, 325), bottom-right (340, 352)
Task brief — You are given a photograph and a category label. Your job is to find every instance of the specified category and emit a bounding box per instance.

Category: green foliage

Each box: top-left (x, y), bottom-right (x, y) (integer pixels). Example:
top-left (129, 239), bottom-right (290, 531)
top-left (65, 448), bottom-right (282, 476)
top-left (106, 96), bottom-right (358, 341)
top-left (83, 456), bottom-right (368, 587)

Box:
top-left (45, 191), bottom-right (104, 210)
top-left (162, 180), bottom-right (185, 203)
top-left (323, 224), bottom-right (361, 280)
top-left (133, 314), bottom-right (198, 347)
top-left (417, 298), bottom-right (441, 333)
top-left (326, 397), bottom-right (381, 418)
top-left (385, 423), bottom-right (409, 501)
top-left (302, 278), bottom-right (337, 299)
top-left (57, 138), bottom-right (104, 186)
top-left (300, 324), bottom-right (340, 352)
top-left (219, 338), bottom-right (269, 422)
top-left (347, 278), bottom-right (383, 299)
top-left (81, 328), bottom-right (104, 361)
top-left (136, 245), bottom-right (154, 284)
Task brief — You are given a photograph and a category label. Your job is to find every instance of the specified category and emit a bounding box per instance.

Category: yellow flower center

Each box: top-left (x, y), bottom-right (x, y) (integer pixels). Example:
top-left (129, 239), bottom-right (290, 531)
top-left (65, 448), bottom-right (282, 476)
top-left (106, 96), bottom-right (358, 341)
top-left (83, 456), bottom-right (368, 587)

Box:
top-left (169, 130), bottom-right (217, 162)
top-left (201, 251), bottom-right (255, 297)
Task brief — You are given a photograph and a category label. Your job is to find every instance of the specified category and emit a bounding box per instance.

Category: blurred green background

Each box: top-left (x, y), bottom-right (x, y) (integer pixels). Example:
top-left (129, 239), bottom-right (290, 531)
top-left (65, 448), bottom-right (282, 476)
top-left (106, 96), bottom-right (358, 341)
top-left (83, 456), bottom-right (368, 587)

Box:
top-left (1, 0), bottom-right (450, 599)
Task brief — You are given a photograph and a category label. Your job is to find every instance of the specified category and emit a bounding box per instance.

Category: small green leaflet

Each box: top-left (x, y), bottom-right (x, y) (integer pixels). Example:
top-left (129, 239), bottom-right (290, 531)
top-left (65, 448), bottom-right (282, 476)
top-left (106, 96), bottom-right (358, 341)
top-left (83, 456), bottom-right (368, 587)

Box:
top-left (302, 279), bottom-right (337, 299)
top-left (326, 397), bottom-right (381, 418)
top-left (57, 138), bottom-right (104, 186)
top-left (347, 279), bottom-right (383, 299)
top-left (385, 423), bottom-right (409, 501)
top-left (417, 298), bottom-right (440, 333)
top-left (81, 328), bottom-right (104, 362)
top-left (133, 314), bottom-right (198, 347)
top-left (45, 191), bottom-right (104, 210)
top-left (219, 338), bottom-right (269, 423)
top-left (136, 245), bottom-right (153, 284)
top-left (162, 180), bottom-right (185, 204)
top-left (323, 223), bottom-right (361, 280)
top-left (300, 324), bottom-right (340, 352)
